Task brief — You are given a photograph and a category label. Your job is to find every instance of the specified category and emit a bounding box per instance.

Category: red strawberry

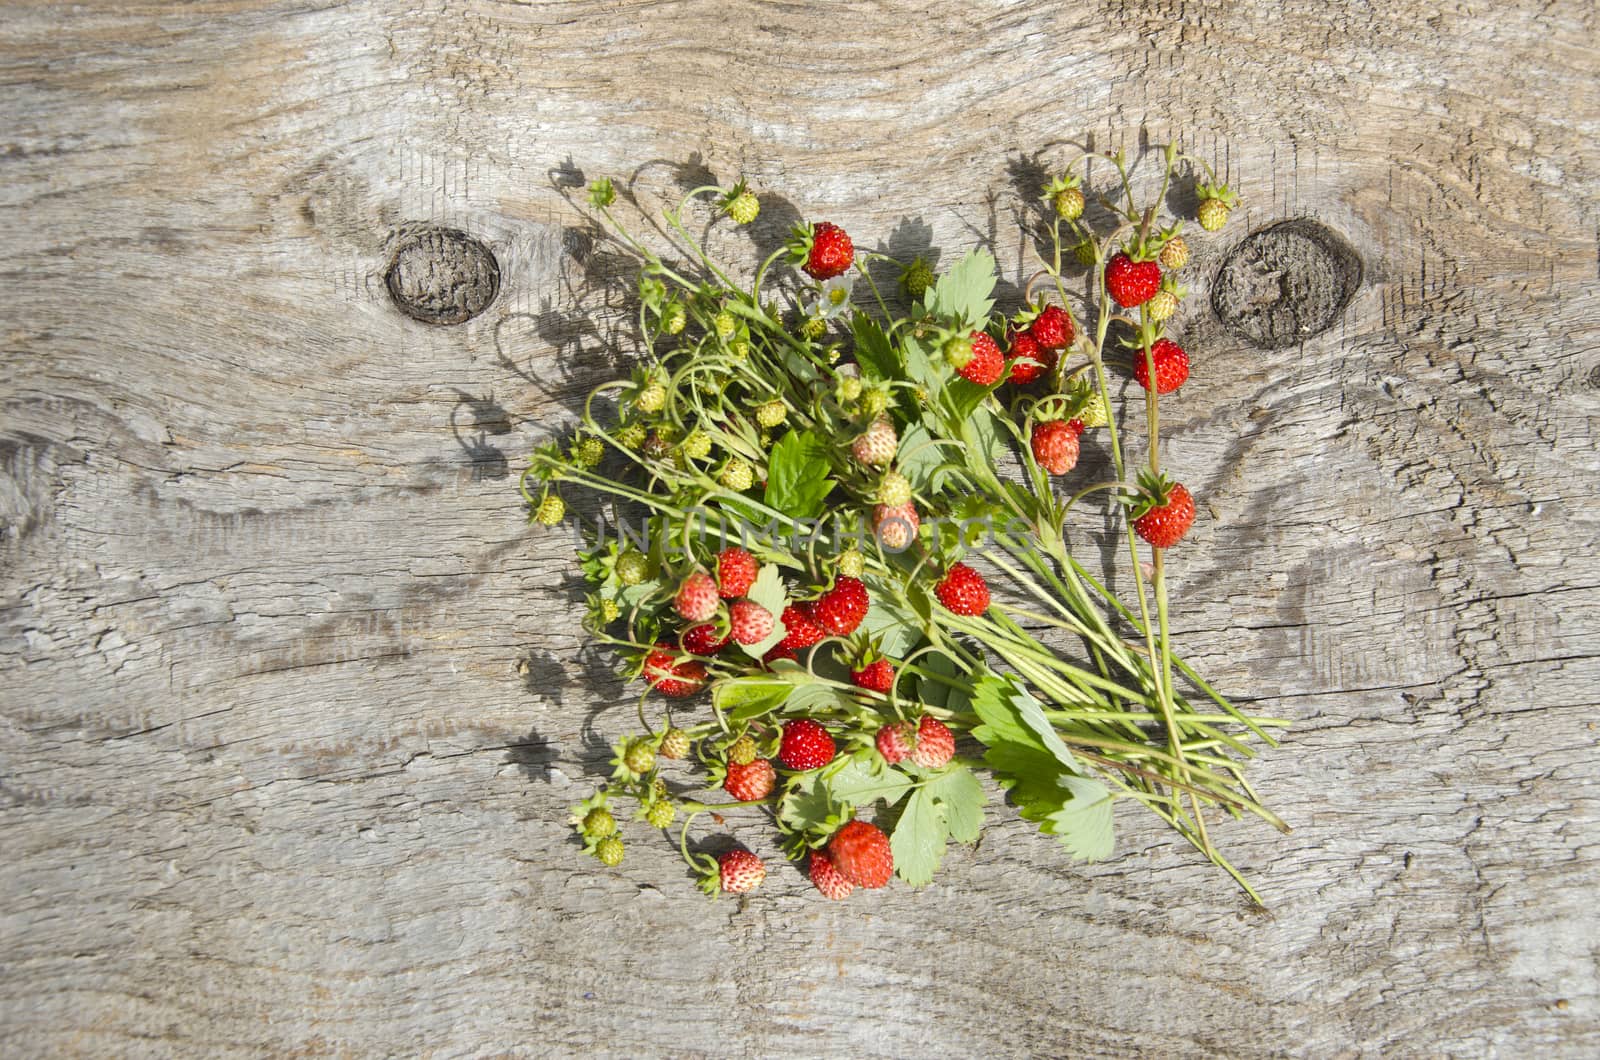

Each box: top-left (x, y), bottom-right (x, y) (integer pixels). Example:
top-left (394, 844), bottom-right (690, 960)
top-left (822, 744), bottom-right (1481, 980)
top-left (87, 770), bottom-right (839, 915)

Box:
top-left (803, 221), bottom-right (854, 280)
top-left (1029, 304), bottom-right (1074, 351)
top-left (956, 331), bottom-right (1004, 386)
top-left (778, 719), bottom-right (836, 770)
top-left (850, 658), bottom-right (895, 694)
top-left (935, 562), bottom-right (989, 616)
top-left (910, 715), bottom-right (955, 768)
top-left (1030, 419), bottom-right (1082, 476)
top-left (674, 570), bottom-right (719, 622)
top-left (809, 849), bottom-right (854, 901)
top-left (1133, 479), bottom-right (1196, 549)
top-left (728, 599), bottom-right (775, 645)
top-left (876, 721), bottom-right (913, 764)
top-left (1006, 330), bottom-right (1057, 385)
top-left (1106, 253), bottom-right (1162, 308)
top-left (814, 576), bottom-right (869, 636)
top-left (642, 643), bottom-right (708, 698)
top-left (724, 759), bottom-right (776, 801)
top-left (872, 501), bottom-right (920, 551)
top-left (829, 820), bottom-right (894, 889)
top-left (1133, 338), bottom-right (1189, 394)
top-left (777, 602), bottom-right (826, 651)
top-left (716, 546), bottom-right (759, 598)
top-left (681, 622), bottom-right (729, 655)
top-left (762, 644), bottom-right (798, 666)
top-left (719, 849), bottom-right (766, 893)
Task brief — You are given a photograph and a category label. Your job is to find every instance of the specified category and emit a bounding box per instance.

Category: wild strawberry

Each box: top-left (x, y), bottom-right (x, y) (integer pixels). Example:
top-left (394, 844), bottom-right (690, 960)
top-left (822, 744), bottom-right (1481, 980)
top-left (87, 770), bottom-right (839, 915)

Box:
top-left (716, 546), bottom-right (759, 598)
top-left (724, 759), bottom-right (776, 801)
top-left (949, 331), bottom-right (1003, 386)
top-left (1196, 181), bottom-right (1239, 232)
top-left (1029, 304), bottom-right (1074, 351)
top-left (582, 806), bottom-right (617, 838)
top-left (1133, 338), bottom-right (1189, 394)
top-left (674, 571), bottom-right (719, 622)
top-left (837, 548), bottom-right (865, 579)
top-left (661, 302), bottom-right (687, 334)
top-left (762, 644), bottom-right (797, 666)
top-left (829, 820), bottom-right (894, 889)
top-left (1145, 288), bottom-right (1178, 322)
top-left (797, 221), bottom-right (855, 280)
top-left (634, 384), bottom-right (666, 414)
top-left (873, 502), bottom-right (920, 551)
top-left (658, 727), bottom-right (691, 760)
top-left (809, 849), bottom-right (854, 900)
top-left (851, 658), bottom-right (895, 694)
top-left (778, 719), bottom-right (836, 770)
top-left (624, 740), bottom-right (656, 775)
top-left (643, 643), bottom-right (708, 697)
top-left (1045, 172), bottom-right (1084, 221)
top-left (910, 715), bottom-right (955, 769)
top-left (851, 416), bottom-right (898, 467)
top-left (719, 849), bottom-right (766, 893)
top-left (814, 576), bottom-right (869, 636)
top-left (935, 562), bottom-right (990, 616)
top-left (1074, 239), bottom-right (1098, 267)
top-left (1105, 253), bottom-right (1162, 308)
top-left (878, 470), bottom-right (912, 507)
top-left (728, 600), bottom-right (775, 645)
top-left (681, 622), bottom-right (729, 655)
top-left (723, 188), bottom-right (760, 225)
top-left (1006, 330), bottom-right (1055, 385)
top-left (614, 422), bottom-right (646, 450)
top-left (1132, 475), bottom-right (1196, 549)
top-left (595, 835), bottom-right (624, 866)
top-left (778, 602), bottom-right (826, 651)
top-left (645, 799), bottom-right (676, 828)
top-left (573, 436), bottom-right (605, 468)
top-left (728, 735), bottom-right (758, 765)
top-left (1159, 234), bottom-right (1189, 270)
top-left (533, 495), bottom-right (565, 526)
top-left (876, 721), bottom-right (914, 764)
top-left (755, 399), bottom-right (788, 428)
top-left (719, 458), bottom-right (754, 492)
top-left (900, 256), bottom-right (935, 299)
top-left (1030, 419), bottom-right (1082, 476)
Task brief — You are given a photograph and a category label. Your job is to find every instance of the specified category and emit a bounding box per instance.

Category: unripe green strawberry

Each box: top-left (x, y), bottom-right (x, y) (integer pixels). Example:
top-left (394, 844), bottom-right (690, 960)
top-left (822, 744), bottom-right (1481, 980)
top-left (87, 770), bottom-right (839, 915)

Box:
top-left (728, 735), bottom-right (758, 766)
top-left (635, 384), bottom-right (666, 414)
top-left (624, 740), bottom-right (656, 775)
top-left (574, 437), bottom-right (605, 468)
top-left (719, 458), bottom-right (754, 491)
top-left (645, 799), bottom-right (676, 828)
top-left (582, 807), bottom-right (617, 838)
top-left (1074, 239), bottom-right (1098, 267)
top-left (943, 334), bottom-right (974, 370)
top-left (900, 257), bottom-right (935, 299)
top-left (681, 429), bottom-right (712, 461)
top-left (837, 548), bottom-right (865, 579)
top-left (661, 302), bottom-right (687, 335)
top-left (1076, 395), bottom-right (1109, 429)
top-left (851, 417), bottom-right (897, 467)
top-left (756, 400), bottom-right (788, 428)
top-left (615, 422), bottom-right (647, 449)
top-left (534, 495), bottom-right (565, 526)
top-left (837, 375), bottom-right (864, 403)
top-left (1146, 289), bottom-right (1177, 322)
top-left (595, 835), bottom-right (624, 866)
top-left (878, 470), bottom-right (912, 507)
top-left (598, 599), bottom-right (620, 623)
top-left (860, 388), bottom-right (889, 418)
top-left (713, 310), bottom-right (736, 338)
top-left (1053, 186), bottom-right (1085, 221)
top-left (1159, 235), bottom-right (1189, 270)
top-left (728, 340), bottom-right (750, 361)
top-left (658, 727), bottom-right (691, 760)
top-left (615, 549), bottom-right (648, 585)
top-left (799, 316), bottom-right (827, 341)
top-left (724, 190), bottom-right (760, 225)
top-left (1198, 198), bottom-right (1230, 232)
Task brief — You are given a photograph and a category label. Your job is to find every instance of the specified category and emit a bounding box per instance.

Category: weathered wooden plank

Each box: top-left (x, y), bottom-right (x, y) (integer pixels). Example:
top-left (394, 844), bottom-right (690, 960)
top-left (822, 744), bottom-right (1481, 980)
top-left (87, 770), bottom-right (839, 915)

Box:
top-left (2, 0), bottom-right (1597, 1056)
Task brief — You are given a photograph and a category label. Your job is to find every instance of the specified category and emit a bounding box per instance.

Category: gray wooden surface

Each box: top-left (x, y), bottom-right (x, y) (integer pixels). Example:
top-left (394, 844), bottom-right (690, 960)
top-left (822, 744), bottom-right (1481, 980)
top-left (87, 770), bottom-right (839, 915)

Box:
top-left (3, 1), bottom-right (1598, 1056)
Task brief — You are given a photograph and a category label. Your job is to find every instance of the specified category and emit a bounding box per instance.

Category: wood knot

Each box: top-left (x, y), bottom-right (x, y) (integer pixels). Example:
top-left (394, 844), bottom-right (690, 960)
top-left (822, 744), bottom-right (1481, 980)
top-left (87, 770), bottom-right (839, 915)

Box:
top-left (1212, 220), bottom-right (1361, 349)
top-left (384, 226), bottom-right (501, 325)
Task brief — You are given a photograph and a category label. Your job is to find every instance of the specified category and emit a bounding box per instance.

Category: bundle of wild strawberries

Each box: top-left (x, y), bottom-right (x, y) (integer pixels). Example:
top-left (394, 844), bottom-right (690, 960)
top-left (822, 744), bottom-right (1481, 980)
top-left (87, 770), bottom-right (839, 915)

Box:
top-left (522, 143), bottom-right (1285, 902)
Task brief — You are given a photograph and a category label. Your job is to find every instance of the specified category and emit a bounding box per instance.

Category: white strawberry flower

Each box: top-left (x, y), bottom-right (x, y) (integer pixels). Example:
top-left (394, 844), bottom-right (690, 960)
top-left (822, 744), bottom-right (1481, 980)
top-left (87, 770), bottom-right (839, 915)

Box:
top-left (815, 274), bottom-right (855, 319)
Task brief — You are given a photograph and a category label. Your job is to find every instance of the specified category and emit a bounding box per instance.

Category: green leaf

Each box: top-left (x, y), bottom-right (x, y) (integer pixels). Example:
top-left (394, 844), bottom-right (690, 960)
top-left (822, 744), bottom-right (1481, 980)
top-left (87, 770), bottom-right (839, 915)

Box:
top-left (894, 421), bottom-right (943, 492)
top-left (960, 405), bottom-right (1008, 466)
top-left (828, 754), bottom-right (913, 809)
top-left (712, 677), bottom-right (791, 721)
top-left (1041, 776), bottom-right (1116, 861)
top-left (969, 674), bottom-right (1082, 775)
top-left (859, 596), bottom-right (924, 659)
top-left (763, 430), bottom-right (834, 518)
top-left (785, 681), bottom-right (854, 715)
top-left (899, 334), bottom-right (942, 394)
top-left (915, 650), bottom-right (961, 710)
top-left (778, 771), bottom-right (847, 836)
top-left (891, 787), bottom-right (946, 887)
top-left (928, 248), bottom-right (996, 329)
top-left (851, 313), bottom-right (898, 380)
top-left (924, 765), bottom-right (985, 844)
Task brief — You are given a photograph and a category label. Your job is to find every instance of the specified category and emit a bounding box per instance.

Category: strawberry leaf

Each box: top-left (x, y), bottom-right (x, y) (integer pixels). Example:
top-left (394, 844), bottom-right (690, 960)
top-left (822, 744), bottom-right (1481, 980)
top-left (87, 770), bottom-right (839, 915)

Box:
top-left (924, 765), bottom-right (985, 844)
top-left (851, 312), bottom-right (898, 381)
top-left (890, 786), bottom-right (945, 887)
top-left (929, 247), bottom-right (997, 329)
top-left (1041, 776), bottom-right (1116, 862)
top-left (827, 753), bottom-right (913, 808)
top-left (763, 430), bottom-right (834, 518)
top-left (711, 676), bottom-right (791, 721)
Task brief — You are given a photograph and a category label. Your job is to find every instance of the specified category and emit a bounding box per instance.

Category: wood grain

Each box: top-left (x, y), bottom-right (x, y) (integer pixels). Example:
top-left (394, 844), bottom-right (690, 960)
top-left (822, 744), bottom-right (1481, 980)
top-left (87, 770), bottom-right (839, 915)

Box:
top-left (2, 0), bottom-right (1597, 1055)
